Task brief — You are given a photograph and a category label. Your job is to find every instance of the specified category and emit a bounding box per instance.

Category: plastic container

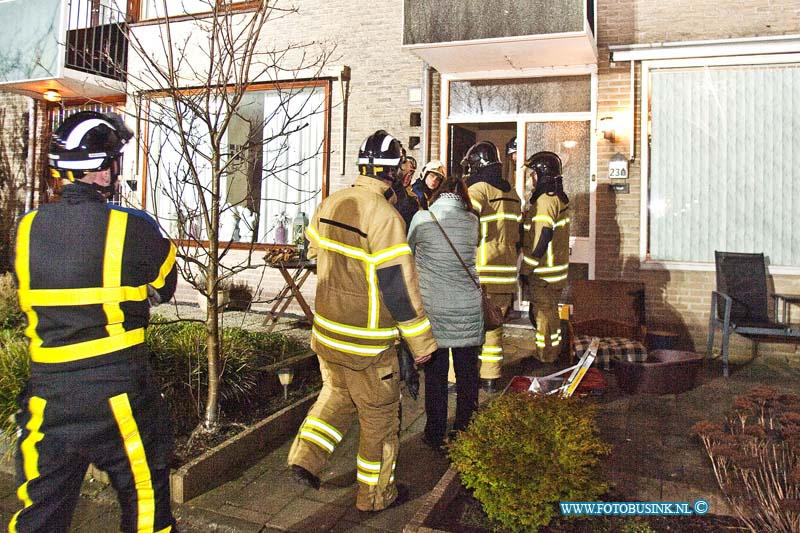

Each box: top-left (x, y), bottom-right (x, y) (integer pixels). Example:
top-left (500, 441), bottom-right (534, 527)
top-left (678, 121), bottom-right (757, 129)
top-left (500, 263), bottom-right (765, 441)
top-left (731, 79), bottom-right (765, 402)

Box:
top-left (616, 350), bottom-right (703, 395)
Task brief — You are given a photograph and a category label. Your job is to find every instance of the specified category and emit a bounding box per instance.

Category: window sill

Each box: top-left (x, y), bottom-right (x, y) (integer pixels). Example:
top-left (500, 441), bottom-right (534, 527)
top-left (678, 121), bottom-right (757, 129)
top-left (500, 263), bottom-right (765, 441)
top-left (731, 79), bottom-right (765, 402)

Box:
top-left (641, 259), bottom-right (800, 276)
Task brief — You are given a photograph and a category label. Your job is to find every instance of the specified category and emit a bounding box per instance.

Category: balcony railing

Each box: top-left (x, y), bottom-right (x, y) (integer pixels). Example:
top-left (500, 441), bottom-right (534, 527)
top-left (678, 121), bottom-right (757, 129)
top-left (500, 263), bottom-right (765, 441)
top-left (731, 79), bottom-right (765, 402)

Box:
top-left (65, 1), bottom-right (127, 82)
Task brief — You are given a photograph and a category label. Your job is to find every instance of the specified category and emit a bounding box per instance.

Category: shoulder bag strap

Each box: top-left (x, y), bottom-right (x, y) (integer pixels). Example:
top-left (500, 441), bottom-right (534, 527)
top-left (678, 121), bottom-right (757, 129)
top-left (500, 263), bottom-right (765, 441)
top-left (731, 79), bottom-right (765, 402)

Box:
top-left (428, 211), bottom-right (481, 291)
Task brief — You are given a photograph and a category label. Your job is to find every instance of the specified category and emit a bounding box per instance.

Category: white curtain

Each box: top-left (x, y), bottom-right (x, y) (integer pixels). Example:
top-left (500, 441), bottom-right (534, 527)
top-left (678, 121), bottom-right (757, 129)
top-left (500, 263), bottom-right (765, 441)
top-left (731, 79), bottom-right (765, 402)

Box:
top-left (260, 87), bottom-right (325, 243)
top-left (649, 64), bottom-right (800, 266)
top-left (140, 0), bottom-right (213, 19)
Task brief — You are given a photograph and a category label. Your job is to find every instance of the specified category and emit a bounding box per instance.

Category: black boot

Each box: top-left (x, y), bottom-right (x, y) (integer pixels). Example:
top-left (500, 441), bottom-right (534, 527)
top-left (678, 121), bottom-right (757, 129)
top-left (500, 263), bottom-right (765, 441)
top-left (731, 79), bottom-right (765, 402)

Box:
top-left (290, 464), bottom-right (320, 490)
top-left (481, 379), bottom-right (497, 393)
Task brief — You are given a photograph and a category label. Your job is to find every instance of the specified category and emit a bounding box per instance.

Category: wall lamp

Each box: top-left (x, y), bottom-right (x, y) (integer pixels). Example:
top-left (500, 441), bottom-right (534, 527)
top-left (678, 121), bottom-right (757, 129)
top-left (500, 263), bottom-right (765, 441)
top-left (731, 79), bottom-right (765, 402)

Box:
top-left (599, 116), bottom-right (615, 142)
top-left (42, 89), bottom-right (62, 103)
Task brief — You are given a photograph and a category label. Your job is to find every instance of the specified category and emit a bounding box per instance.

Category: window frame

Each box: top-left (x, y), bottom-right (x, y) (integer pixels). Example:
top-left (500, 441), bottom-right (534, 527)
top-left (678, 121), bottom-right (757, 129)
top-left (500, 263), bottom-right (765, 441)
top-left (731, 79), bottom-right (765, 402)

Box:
top-left (639, 53), bottom-right (800, 275)
top-left (128, 0), bottom-right (262, 24)
top-left (140, 78), bottom-right (331, 250)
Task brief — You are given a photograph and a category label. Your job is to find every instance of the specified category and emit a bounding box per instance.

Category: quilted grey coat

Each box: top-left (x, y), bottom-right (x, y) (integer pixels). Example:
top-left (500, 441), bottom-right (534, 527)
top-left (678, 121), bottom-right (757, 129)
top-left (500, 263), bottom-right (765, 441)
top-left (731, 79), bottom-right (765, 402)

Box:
top-left (407, 195), bottom-right (484, 348)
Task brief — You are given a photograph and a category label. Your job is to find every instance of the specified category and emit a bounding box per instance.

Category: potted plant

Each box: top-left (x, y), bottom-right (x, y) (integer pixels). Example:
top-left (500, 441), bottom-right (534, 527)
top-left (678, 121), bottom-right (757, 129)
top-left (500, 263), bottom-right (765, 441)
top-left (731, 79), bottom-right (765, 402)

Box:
top-left (227, 281), bottom-right (254, 311)
top-left (196, 275), bottom-right (231, 313)
top-left (273, 212), bottom-right (290, 244)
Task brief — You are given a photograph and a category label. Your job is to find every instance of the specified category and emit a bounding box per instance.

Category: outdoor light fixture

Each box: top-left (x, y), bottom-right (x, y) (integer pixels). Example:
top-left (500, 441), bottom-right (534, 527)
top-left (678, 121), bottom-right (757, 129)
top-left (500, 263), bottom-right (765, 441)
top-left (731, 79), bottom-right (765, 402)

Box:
top-left (277, 367), bottom-right (294, 400)
top-left (600, 116), bottom-right (615, 142)
top-left (42, 89), bottom-right (62, 103)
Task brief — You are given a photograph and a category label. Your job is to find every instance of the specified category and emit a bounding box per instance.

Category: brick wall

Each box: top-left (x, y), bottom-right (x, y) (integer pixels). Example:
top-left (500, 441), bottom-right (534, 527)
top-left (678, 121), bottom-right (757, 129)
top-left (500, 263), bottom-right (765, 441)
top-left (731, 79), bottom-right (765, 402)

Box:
top-left (594, 0), bottom-right (800, 352)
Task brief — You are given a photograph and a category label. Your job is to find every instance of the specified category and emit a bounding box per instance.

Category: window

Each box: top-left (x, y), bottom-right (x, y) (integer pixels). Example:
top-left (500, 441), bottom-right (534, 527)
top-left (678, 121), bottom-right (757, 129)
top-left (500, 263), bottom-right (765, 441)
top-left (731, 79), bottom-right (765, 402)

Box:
top-left (144, 82), bottom-right (328, 245)
top-left (135, 0), bottom-right (257, 21)
top-left (647, 62), bottom-right (800, 267)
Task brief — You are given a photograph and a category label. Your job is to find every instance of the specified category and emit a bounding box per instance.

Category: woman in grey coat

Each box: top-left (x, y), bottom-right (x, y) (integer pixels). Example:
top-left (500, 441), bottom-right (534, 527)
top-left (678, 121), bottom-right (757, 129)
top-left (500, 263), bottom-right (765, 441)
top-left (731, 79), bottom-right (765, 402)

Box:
top-left (407, 175), bottom-right (484, 450)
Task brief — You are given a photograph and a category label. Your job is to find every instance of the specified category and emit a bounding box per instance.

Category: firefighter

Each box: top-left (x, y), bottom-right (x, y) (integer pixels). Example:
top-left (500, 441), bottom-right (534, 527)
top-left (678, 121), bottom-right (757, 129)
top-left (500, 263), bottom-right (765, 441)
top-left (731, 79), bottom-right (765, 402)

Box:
top-left (463, 141), bottom-right (521, 393)
top-left (10, 111), bottom-right (178, 533)
top-left (287, 130), bottom-right (437, 512)
top-left (410, 159), bottom-right (446, 210)
top-left (520, 151), bottom-right (571, 363)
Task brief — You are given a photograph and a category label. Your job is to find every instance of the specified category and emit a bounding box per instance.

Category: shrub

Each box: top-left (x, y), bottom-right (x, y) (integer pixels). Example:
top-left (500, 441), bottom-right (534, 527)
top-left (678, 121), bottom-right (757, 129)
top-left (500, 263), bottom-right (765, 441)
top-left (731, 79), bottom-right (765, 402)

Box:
top-left (0, 329), bottom-right (29, 450)
top-left (227, 281), bottom-right (253, 311)
top-left (448, 392), bottom-right (611, 532)
top-left (0, 272), bottom-right (24, 330)
top-left (693, 386), bottom-right (800, 533)
top-left (146, 316), bottom-right (307, 435)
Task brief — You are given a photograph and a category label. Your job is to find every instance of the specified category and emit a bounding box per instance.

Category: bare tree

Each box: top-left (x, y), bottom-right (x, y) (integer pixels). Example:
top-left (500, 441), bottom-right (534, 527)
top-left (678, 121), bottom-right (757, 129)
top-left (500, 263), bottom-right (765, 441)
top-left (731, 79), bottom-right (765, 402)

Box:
top-left (118, 0), bottom-right (333, 433)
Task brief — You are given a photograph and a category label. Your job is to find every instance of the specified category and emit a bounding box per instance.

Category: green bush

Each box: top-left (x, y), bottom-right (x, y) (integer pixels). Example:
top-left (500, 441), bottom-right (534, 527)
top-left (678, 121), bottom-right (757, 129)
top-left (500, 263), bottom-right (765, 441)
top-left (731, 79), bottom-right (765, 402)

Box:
top-left (0, 272), bottom-right (25, 330)
top-left (0, 329), bottom-right (30, 449)
top-left (448, 392), bottom-right (611, 532)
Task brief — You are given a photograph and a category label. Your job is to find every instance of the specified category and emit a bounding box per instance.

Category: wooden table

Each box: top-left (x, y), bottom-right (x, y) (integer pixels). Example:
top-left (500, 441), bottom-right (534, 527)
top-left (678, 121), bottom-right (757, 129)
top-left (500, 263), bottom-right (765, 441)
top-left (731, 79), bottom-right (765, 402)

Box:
top-left (774, 293), bottom-right (800, 325)
top-left (263, 260), bottom-right (316, 332)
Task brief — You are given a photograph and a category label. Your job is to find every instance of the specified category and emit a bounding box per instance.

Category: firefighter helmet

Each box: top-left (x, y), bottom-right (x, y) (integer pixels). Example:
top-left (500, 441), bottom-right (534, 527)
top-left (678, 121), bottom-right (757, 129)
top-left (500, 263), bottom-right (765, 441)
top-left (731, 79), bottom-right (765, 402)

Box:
top-left (357, 130), bottom-right (405, 181)
top-left (506, 136), bottom-right (517, 155)
top-left (460, 141), bottom-right (501, 176)
top-left (48, 111), bottom-right (133, 182)
top-left (525, 151), bottom-right (562, 180)
top-left (420, 159), bottom-right (446, 182)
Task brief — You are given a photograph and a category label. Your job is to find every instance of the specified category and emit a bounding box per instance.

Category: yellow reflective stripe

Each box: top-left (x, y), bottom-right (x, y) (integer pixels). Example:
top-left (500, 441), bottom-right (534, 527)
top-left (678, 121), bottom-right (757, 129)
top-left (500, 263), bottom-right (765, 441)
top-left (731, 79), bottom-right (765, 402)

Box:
top-left (109, 393), bottom-right (155, 533)
top-left (15, 212), bottom-right (43, 355)
top-left (304, 417), bottom-right (343, 443)
top-left (150, 242), bottom-right (176, 290)
top-left (479, 222), bottom-right (487, 265)
top-left (103, 210), bottom-right (127, 337)
top-left (357, 472), bottom-right (380, 485)
top-left (155, 527), bottom-right (173, 533)
top-left (314, 313), bottom-right (398, 339)
top-left (523, 255), bottom-right (539, 267)
top-left (367, 263), bottom-right (379, 329)
top-left (534, 264), bottom-right (569, 274)
top-left (542, 273), bottom-right (569, 283)
top-left (307, 225), bottom-right (411, 265)
top-left (532, 214), bottom-right (554, 226)
top-left (17, 285), bottom-right (149, 309)
top-left (312, 327), bottom-right (388, 356)
top-left (480, 212), bottom-right (521, 223)
top-left (470, 199), bottom-right (482, 212)
top-left (398, 317), bottom-right (431, 337)
top-left (554, 216), bottom-right (571, 228)
top-left (9, 396), bottom-right (47, 532)
top-left (357, 455), bottom-right (381, 471)
top-left (479, 275), bottom-right (517, 284)
top-left (300, 429), bottom-right (336, 452)
top-left (30, 328), bottom-right (145, 364)
top-left (523, 223), bottom-right (532, 231)
top-left (482, 345), bottom-right (502, 353)
top-left (372, 243), bottom-right (412, 264)
top-left (476, 265), bottom-right (517, 272)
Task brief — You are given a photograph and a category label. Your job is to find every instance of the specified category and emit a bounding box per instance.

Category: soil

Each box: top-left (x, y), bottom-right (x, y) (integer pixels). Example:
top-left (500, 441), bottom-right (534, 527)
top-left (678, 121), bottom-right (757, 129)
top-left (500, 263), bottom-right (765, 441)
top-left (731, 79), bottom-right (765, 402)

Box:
top-left (432, 485), bottom-right (747, 533)
top-left (170, 371), bottom-right (320, 467)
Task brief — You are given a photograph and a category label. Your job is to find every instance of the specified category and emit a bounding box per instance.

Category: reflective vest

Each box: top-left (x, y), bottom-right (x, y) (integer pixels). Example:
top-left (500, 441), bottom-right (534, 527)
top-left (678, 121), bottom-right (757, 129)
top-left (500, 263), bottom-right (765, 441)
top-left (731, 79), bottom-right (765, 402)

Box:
top-left (14, 184), bottom-right (177, 370)
top-left (521, 192), bottom-right (570, 287)
top-left (467, 181), bottom-right (521, 294)
top-left (307, 176), bottom-right (437, 368)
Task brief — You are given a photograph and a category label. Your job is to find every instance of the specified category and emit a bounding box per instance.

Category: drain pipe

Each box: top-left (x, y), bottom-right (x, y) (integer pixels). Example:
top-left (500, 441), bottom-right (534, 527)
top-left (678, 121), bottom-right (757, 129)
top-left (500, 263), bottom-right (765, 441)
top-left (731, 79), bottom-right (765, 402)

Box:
top-left (338, 67), bottom-right (351, 175)
top-left (25, 97), bottom-right (37, 211)
top-left (421, 62), bottom-right (431, 164)
top-left (628, 60), bottom-right (636, 162)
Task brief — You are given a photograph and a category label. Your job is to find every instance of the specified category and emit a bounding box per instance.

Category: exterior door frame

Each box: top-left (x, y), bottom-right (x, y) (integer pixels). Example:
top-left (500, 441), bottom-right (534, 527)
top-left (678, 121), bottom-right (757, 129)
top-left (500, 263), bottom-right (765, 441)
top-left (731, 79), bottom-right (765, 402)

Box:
top-left (438, 68), bottom-right (598, 279)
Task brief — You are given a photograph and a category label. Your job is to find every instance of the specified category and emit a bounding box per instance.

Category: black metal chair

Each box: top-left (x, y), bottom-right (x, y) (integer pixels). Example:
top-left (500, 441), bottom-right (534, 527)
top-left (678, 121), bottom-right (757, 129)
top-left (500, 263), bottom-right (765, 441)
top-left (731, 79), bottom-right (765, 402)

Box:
top-left (707, 251), bottom-right (800, 377)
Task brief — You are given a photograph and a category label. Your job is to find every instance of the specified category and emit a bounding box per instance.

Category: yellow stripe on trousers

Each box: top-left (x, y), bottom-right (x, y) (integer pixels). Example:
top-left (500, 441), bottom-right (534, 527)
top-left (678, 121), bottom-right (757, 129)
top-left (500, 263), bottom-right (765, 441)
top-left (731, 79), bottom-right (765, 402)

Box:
top-left (8, 396), bottom-right (47, 533)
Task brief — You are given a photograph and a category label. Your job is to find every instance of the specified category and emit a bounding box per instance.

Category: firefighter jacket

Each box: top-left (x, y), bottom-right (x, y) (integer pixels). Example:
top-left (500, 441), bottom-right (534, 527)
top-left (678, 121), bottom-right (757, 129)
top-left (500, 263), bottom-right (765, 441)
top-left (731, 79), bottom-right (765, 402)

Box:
top-left (466, 171), bottom-right (522, 294)
top-left (14, 182), bottom-right (177, 373)
top-left (306, 176), bottom-right (438, 369)
top-left (521, 191), bottom-right (570, 288)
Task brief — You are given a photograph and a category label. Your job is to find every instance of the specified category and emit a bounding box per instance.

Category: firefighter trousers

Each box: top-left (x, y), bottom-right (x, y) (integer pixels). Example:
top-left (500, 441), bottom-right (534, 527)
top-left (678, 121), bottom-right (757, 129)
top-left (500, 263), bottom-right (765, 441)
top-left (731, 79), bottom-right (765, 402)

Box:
top-left (478, 292), bottom-right (513, 380)
top-left (10, 361), bottom-right (175, 533)
top-left (287, 346), bottom-right (401, 511)
top-left (529, 280), bottom-right (563, 363)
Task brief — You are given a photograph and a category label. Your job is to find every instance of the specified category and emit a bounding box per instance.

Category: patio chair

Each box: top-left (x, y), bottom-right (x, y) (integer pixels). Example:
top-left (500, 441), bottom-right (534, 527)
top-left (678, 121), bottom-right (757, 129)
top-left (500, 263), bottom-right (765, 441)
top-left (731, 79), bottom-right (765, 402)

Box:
top-left (707, 251), bottom-right (800, 377)
top-left (570, 280), bottom-right (648, 370)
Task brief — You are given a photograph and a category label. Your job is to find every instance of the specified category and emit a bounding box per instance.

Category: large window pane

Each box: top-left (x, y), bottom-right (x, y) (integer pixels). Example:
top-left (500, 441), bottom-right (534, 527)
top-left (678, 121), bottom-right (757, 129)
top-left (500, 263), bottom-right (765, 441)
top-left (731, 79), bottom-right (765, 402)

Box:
top-left (649, 64), bottom-right (800, 266)
top-left (146, 84), bottom-right (325, 244)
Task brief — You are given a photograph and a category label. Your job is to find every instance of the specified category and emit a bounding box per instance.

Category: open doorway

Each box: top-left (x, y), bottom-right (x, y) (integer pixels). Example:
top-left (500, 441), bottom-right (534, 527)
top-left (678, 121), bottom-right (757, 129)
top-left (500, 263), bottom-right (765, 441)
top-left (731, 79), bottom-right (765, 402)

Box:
top-left (448, 122), bottom-right (517, 187)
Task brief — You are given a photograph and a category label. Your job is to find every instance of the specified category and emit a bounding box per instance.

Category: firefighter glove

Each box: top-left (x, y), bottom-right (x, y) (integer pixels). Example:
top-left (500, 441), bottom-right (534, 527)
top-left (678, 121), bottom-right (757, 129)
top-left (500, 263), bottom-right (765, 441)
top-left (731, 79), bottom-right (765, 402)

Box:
top-left (397, 341), bottom-right (420, 400)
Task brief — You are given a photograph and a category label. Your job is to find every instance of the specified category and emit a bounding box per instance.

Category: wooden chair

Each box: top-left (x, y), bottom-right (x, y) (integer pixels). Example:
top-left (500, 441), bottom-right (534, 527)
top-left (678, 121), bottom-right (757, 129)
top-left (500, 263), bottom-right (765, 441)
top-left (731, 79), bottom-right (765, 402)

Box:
top-left (569, 280), bottom-right (648, 370)
top-left (707, 251), bottom-right (800, 377)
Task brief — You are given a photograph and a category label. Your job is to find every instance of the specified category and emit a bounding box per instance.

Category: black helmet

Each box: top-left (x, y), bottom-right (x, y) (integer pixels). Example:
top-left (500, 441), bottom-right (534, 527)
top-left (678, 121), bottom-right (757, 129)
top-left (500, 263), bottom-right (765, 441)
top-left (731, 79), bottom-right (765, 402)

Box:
top-left (525, 151), bottom-right (562, 180)
top-left (460, 141), bottom-right (501, 176)
top-left (357, 130), bottom-right (405, 181)
top-left (48, 111), bottom-right (132, 182)
top-left (506, 136), bottom-right (517, 155)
